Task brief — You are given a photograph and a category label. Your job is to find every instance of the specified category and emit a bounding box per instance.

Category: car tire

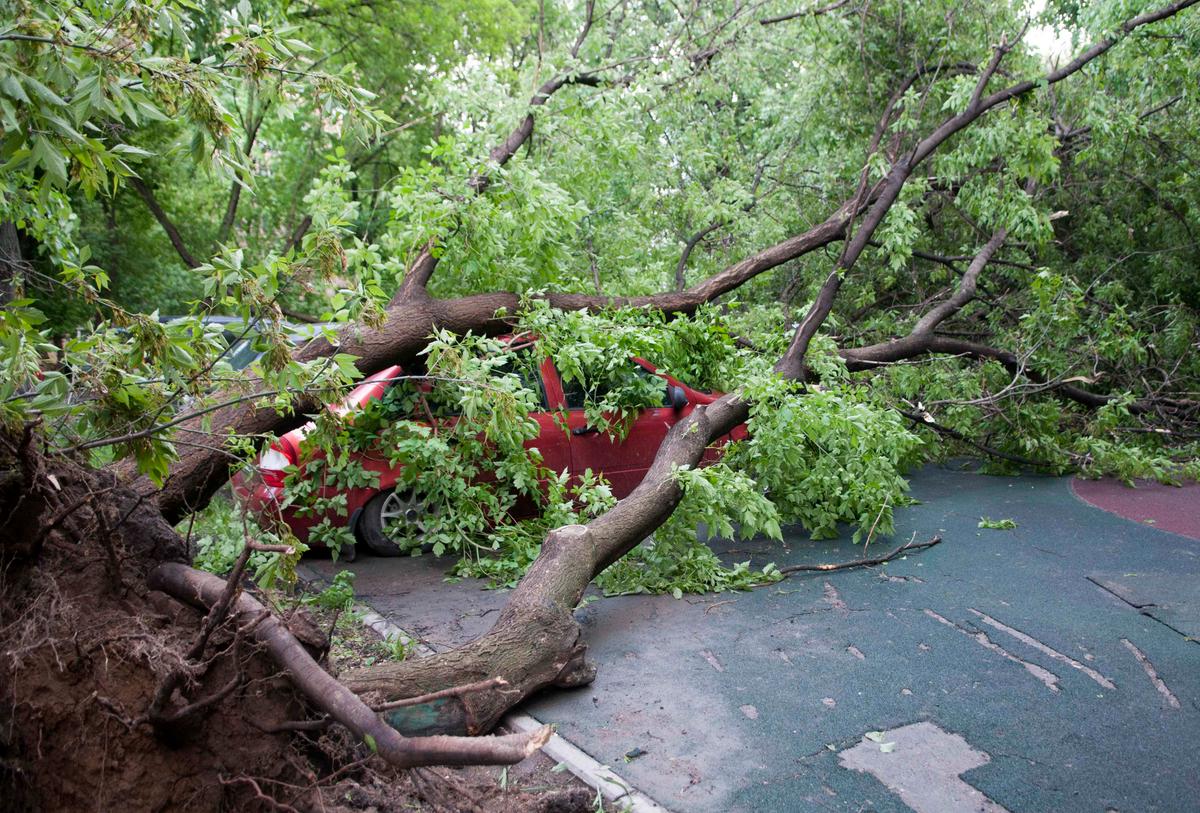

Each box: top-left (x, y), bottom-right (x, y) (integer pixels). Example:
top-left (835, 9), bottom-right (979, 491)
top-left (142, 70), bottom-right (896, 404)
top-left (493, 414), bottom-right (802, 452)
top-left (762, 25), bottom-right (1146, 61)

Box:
top-left (356, 488), bottom-right (433, 556)
top-left (335, 539), bottom-right (357, 562)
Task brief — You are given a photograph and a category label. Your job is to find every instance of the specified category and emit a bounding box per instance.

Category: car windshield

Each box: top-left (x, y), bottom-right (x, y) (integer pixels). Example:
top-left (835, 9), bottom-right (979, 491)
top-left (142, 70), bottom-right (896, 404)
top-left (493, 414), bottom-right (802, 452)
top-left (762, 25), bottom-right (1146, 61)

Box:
top-left (494, 350), bottom-right (549, 410)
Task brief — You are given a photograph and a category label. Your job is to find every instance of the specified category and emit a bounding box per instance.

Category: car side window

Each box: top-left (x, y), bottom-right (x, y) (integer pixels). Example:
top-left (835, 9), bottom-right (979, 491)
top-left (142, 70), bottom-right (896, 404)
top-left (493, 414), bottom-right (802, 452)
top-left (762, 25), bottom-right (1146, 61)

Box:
top-left (497, 349), bottom-right (550, 410)
top-left (562, 362), bottom-right (668, 410)
top-left (374, 348), bottom-right (548, 419)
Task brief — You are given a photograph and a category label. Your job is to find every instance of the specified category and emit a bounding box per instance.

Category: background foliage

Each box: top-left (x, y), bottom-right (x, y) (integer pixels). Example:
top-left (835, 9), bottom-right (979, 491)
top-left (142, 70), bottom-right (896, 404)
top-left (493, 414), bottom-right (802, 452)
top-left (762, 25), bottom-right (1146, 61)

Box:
top-left (4, 0), bottom-right (1197, 596)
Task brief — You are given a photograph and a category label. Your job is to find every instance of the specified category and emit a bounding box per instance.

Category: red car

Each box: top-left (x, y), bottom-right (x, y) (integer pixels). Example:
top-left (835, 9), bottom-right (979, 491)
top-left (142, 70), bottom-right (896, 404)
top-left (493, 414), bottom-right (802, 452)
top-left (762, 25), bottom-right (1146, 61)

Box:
top-left (232, 346), bottom-right (745, 557)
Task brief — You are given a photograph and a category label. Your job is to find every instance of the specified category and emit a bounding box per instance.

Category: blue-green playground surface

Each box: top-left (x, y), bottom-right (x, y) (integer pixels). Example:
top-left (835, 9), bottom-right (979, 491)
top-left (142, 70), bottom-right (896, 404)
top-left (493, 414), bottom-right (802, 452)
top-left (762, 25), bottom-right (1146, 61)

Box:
top-left (307, 464), bottom-right (1200, 812)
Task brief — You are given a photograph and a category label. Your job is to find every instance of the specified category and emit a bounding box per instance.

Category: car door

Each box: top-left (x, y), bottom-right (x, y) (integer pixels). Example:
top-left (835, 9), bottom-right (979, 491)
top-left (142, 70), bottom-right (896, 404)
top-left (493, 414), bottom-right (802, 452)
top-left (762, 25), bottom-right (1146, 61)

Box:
top-left (553, 359), bottom-right (684, 499)
top-left (509, 350), bottom-right (570, 478)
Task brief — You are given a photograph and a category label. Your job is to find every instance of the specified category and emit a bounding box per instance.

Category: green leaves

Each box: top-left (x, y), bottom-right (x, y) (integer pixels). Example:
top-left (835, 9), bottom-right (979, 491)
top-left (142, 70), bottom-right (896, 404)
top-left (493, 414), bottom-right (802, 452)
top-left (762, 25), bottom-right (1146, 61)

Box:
top-left (732, 378), bottom-right (921, 543)
top-left (978, 517), bottom-right (1017, 530)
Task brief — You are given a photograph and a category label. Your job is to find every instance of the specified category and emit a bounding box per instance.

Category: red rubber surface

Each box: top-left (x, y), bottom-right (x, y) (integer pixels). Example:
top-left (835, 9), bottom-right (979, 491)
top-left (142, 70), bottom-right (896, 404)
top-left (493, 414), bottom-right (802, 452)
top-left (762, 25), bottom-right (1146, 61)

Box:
top-left (1072, 477), bottom-right (1200, 541)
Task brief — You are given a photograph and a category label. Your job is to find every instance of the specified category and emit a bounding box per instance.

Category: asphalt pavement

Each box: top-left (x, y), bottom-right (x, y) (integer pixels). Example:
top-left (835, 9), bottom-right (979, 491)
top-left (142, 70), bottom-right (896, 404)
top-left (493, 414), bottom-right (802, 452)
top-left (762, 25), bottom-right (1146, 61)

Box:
top-left (305, 463), bottom-right (1200, 812)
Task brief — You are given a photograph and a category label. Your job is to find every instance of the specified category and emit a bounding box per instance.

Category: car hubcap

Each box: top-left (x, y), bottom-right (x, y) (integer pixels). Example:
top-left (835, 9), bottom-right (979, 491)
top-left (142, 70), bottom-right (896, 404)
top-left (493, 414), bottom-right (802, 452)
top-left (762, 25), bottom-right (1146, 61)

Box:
top-left (378, 490), bottom-right (428, 541)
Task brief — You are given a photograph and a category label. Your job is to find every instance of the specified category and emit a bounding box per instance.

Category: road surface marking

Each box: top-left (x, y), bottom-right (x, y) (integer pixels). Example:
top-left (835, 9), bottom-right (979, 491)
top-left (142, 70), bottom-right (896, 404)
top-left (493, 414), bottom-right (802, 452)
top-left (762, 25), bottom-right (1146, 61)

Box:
top-left (925, 609), bottom-right (1060, 692)
top-left (1121, 638), bottom-right (1181, 709)
top-left (839, 721), bottom-right (1009, 813)
top-left (968, 609), bottom-right (1115, 689)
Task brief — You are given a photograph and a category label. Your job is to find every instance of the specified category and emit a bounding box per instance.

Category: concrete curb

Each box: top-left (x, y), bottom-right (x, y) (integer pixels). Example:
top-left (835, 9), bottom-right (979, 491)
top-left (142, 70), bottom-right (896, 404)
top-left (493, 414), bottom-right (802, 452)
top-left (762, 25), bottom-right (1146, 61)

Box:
top-left (503, 712), bottom-right (672, 813)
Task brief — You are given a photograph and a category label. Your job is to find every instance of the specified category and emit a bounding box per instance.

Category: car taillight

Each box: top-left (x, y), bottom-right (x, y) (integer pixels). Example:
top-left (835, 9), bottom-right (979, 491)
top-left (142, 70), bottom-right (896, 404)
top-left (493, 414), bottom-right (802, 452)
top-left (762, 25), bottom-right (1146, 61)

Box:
top-left (259, 443), bottom-right (295, 488)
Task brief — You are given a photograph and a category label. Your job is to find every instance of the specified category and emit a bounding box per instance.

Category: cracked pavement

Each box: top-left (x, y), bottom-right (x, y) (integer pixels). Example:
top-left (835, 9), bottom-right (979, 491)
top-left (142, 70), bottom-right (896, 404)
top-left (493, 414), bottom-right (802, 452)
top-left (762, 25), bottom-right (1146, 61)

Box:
top-left (306, 462), bottom-right (1200, 812)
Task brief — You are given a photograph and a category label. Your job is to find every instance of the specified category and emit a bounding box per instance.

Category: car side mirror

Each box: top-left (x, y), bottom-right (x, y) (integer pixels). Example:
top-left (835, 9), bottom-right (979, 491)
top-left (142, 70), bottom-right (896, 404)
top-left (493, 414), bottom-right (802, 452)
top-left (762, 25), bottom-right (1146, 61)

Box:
top-left (668, 384), bottom-right (689, 411)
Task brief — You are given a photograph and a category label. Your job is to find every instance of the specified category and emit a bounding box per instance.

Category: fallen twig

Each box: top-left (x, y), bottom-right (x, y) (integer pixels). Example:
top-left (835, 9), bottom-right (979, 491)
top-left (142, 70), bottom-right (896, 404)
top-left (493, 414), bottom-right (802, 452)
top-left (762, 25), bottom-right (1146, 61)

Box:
top-left (773, 534), bottom-right (942, 578)
top-left (373, 677), bottom-right (510, 712)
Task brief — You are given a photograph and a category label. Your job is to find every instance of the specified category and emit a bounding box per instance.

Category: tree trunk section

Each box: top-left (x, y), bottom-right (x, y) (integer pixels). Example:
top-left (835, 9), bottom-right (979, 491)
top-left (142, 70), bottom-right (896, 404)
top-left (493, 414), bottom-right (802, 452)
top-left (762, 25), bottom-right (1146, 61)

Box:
top-left (339, 395), bottom-right (750, 733)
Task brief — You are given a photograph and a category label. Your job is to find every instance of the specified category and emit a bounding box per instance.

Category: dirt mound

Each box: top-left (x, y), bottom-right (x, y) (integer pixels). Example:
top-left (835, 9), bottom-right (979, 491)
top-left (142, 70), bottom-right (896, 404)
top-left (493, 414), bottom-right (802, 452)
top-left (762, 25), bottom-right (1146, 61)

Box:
top-left (0, 431), bottom-right (314, 810)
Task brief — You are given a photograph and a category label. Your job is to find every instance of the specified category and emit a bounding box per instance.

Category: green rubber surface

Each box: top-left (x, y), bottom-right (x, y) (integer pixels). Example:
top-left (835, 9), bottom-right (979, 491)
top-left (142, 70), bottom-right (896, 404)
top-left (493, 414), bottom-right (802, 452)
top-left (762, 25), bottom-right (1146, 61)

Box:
top-left (307, 464), bottom-right (1200, 812)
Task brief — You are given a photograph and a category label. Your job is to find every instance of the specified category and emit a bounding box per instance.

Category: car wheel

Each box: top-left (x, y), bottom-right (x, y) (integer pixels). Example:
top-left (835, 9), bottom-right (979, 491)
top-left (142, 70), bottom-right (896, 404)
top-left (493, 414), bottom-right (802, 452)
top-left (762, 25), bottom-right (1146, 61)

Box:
top-left (356, 488), bottom-right (433, 556)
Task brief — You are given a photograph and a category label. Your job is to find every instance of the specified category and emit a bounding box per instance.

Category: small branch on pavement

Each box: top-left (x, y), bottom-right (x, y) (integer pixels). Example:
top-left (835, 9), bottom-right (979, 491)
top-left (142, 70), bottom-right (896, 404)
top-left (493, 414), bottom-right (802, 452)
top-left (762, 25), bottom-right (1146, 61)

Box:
top-left (773, 534), bottom-right (942, 578)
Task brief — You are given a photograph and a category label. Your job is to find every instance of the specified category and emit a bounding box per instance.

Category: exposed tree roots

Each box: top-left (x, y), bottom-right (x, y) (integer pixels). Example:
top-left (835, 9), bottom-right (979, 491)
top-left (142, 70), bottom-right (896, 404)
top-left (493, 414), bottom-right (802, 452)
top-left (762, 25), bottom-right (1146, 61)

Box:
top-left (149, 562), bottom-right (551, 765)
top-left (0, 432), bottom-right (547, 811)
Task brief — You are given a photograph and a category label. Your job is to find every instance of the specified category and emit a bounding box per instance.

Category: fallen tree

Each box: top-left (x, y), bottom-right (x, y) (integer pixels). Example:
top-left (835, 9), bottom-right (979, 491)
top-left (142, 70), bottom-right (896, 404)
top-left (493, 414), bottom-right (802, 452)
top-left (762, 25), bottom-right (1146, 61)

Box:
top-left (132, 0), bottom-right (1200, 732)
top-left (227, 0), bottom-right (1200, 730)
top-left (4, 0), bottom-right (1199, 808)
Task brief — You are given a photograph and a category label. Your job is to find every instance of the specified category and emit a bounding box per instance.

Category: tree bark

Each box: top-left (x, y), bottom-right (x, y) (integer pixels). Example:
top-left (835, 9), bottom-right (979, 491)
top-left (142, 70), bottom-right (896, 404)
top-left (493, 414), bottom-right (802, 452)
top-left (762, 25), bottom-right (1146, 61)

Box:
top-left (0, 220), bottom-right (23, 304)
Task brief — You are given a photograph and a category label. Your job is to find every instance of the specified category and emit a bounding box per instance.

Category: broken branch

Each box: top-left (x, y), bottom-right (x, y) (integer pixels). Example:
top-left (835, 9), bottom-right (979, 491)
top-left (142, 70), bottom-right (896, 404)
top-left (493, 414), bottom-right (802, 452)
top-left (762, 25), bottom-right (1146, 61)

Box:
top-left (775, 535), bottom-right (943, 576)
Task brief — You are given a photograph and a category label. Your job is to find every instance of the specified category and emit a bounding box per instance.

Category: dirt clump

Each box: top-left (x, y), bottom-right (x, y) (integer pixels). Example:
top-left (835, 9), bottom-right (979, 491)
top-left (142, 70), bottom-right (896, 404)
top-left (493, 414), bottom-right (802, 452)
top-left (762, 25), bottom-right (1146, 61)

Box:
top-left (0, 434), bottom-right (309, 811)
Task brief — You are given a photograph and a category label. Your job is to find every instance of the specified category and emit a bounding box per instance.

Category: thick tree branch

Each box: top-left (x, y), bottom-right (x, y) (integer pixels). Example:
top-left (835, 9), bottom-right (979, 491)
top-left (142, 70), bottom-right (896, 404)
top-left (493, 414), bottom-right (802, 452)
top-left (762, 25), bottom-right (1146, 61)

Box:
top-left (841, 227), bottom-right (1007, 366)
top-left (340, 393), bottom-right (754, 731)
top-left (281, 214), bottom-right (313, 255)
top-left (390, 10), bottom-right (605, 305)
top-left (129, 177), bottom-right (200, 269)
top-left (675, 221), bottom-right (725, 291)
top-left (776, 0), bottom-right (1195, 376)
top-left (911, 0), bottom-right (1199, 170)
top-left (570, 0), bottom-right (596, 59)
top-left (924, 336), bottom-right (1149, 414)
top-left (390, 75), bottom-right (606, 301)
top-left (833, 226), bottom-right (1155, 414)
